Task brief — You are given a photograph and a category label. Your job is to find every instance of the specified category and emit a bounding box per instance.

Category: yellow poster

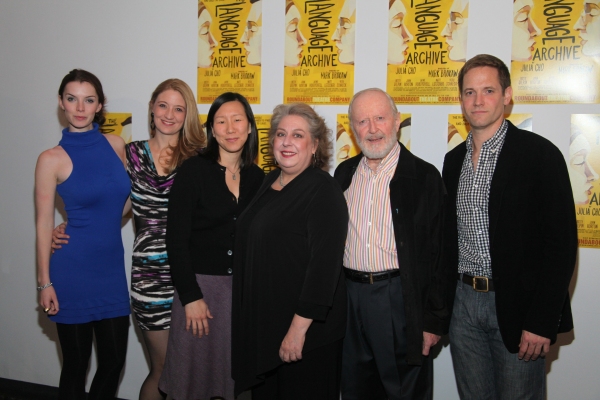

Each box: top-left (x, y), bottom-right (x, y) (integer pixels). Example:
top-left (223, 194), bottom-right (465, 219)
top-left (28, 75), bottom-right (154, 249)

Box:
top-left (201, 113), bottom-right (274, 173)
top-left (336, 113), bottom-right (411, 167)
top-left (255, 114), bottom-right (276, 173)
top-left (386, 0), bottom-right (468, 104)
top-left (511, 0), bottom-right (600, 104)
top-left (197, 0), bottom-right (261, 104)
top-left (283, 0), bottom-right (355, 105)
top-left (447, 114), bottom-right (469, 152)
top-left (571, 114), bottom-right (600, 248)
top-left (447, 113), bottom-right (532, 151)
top-left (100, 113), bottom-right (132, 143)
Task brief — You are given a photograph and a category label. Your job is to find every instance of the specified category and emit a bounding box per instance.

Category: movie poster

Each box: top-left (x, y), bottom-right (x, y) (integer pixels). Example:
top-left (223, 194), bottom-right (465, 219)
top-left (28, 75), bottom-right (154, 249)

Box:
top-left (571, 114), bottom-right (600, 248)
top-left (255, 114), bottom-right (276, 173)
top-left (447, 113), bottom-right (532, 151)
top-left (101, 113), bottom-right (132, 143)
top-left (335, 113), bottom-right (411, 167)
top-left (511, 0), bottom-right (600, 104)
top-left (283, 0), bottom-right (355, 105)
top-left (386, 0), bottom-right (468, 104)
top-left (197, 0), bottom-right (261, 104)
top-left (200, 113), bottom-right (274, 173)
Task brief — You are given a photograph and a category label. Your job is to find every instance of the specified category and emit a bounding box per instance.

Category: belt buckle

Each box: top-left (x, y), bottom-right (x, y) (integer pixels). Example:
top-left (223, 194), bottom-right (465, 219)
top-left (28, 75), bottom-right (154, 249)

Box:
top-left (472, 276), bottom-right (489, 292)
top-left (369, 273), bottom-right (374, 285)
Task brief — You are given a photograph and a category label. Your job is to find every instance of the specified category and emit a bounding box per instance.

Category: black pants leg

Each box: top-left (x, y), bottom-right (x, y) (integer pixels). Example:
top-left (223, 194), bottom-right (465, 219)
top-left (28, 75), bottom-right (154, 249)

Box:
top-left (341, 276), bottom-right (433, 400)
top-left (56, 322), bottom-right (94, 400)
top-left (88, 316), bottom-right (129, 400)
top-left (56, 316), bottom-right (129, 400)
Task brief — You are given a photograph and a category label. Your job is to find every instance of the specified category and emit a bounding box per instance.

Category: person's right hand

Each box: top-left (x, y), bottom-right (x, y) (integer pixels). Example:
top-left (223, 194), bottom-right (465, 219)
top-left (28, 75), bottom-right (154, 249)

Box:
top-left (184, 299), bottom-right (213, 338)
top-left (51, 222), bottom-right (69, 252)
top-left (39, 286), bottom-right (59, 315)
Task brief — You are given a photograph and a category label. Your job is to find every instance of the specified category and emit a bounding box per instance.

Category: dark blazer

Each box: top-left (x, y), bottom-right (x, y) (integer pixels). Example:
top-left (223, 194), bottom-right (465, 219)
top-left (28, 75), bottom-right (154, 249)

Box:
top-left (442, 120), bottom-right (577, 353)
top-left (335, 143), bottom-right (452, 365)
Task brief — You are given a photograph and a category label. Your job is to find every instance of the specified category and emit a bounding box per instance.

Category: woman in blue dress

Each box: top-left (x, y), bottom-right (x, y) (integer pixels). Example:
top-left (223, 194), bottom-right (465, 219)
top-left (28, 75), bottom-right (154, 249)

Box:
top-left (35, 69), bottom-right (131, 399)
top-left (52, 78), bottom-right (206, 400)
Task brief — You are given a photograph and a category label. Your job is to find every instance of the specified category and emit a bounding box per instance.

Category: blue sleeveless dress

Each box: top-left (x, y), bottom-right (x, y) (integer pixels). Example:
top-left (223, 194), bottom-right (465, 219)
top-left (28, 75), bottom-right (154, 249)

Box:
top-left (49, 124), bottom-right (131, 324)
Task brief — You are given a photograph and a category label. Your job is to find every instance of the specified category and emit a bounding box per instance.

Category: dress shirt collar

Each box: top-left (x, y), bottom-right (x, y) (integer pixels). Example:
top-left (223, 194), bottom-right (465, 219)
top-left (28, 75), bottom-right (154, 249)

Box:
top-left (465, 119), bottom-right (508, 155)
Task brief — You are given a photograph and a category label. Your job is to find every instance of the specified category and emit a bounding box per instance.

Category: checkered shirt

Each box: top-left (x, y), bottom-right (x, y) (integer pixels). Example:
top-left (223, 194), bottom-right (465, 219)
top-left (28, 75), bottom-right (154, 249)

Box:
top-left (456, 120), bottom-right (508, 278)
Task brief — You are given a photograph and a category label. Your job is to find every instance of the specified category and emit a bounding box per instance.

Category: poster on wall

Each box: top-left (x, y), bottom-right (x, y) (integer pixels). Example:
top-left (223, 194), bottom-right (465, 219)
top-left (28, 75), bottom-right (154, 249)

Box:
top-left (200, 113), bottom-right (274, 174)
top-left (386, 0), bottom-right (468, 104)
top-left (335, 113), bottom-right (411, 167)
top-left (255, 114), bottom-right (276, 174)
top-left (100, 113), bottom-right (132, 143)
top-left (283, 0), bottom-right (355, 105)
top-left (511, 0), bottom-right (600, 104)
top-left (571, 114), bottom-right (600, 248)
top-left (447, 113), bottom-right (532, 151)
top-left (197, 0), bottom-right (262, 104)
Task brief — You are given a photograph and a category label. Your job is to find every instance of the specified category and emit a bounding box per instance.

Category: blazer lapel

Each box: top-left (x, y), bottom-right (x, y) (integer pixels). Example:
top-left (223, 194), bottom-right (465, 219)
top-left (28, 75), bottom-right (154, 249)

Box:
top-left (488, 122), bottom-right (521, 246)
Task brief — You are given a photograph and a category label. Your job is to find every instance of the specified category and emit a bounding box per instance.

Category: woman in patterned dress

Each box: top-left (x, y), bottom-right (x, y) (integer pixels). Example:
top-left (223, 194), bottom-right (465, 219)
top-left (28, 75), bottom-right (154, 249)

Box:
top-left (53, 79), bottom-right (205, 400)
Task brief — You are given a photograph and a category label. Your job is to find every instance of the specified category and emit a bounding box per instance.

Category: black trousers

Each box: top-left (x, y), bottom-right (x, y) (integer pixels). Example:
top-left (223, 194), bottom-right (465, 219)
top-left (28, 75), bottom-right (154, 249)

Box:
top-left (252, 339), bottom-right (343, 400)
top-left (341, 276), bottom-right (432, 400)
top-left (56, 315), bottom-right (129, 400)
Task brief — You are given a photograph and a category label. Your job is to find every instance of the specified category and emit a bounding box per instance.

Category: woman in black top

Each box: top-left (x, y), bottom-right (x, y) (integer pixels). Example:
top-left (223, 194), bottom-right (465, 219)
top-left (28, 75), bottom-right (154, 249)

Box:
top-left (160, 92), bottom-right (264, 400)
top-left (232, 103), bottom-right (348, 399)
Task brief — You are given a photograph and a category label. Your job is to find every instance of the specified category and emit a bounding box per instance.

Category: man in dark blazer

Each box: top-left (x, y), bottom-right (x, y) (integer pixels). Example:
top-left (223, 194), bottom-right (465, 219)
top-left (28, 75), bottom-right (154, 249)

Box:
top-left (335, 88), bottom-right (452, 400)
top-left (443, 54), bottom-right (577, 399)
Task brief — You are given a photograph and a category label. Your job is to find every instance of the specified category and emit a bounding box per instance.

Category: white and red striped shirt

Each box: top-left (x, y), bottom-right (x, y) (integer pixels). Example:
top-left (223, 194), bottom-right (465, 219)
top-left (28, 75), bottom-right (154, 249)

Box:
top-left (343, 143), bottom-right (400, 272)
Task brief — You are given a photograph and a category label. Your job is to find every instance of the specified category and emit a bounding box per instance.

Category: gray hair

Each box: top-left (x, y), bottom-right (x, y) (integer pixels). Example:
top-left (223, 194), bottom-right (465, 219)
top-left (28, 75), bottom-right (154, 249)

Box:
top-left (268, 103), bottom-right (332, 170)
top-left (348, 88), bottom-right (398, 131)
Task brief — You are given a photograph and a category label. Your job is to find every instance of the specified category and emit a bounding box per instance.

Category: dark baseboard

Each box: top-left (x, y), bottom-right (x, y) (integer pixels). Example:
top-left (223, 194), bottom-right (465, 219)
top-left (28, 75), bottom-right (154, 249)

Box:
top-left (0, 378), bottom-right (126, 400)
top-left (0, 378), bottom-right (58, 400)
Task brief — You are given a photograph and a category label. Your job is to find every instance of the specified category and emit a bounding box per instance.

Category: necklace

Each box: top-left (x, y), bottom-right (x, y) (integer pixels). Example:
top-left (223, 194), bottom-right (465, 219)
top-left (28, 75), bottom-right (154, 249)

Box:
top-left (279, 171), bottom-right (286, 187)
top-left (225, 164), bottom-right (240, 180)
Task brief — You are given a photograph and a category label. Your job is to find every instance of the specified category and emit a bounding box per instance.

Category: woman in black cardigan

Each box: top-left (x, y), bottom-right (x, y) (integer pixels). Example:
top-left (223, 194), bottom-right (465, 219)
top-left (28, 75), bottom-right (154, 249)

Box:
top-left (161, 92), bottom-right (264, 400)
top-left (232, 103), bottom-right (349, 399)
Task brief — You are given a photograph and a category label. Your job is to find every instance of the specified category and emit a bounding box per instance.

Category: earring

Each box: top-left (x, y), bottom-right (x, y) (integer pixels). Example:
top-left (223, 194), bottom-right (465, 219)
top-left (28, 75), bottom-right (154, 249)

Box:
top-left (312, 153), bottom-right (316, 166)
top-left (150, 113), bottom-right (156, 130)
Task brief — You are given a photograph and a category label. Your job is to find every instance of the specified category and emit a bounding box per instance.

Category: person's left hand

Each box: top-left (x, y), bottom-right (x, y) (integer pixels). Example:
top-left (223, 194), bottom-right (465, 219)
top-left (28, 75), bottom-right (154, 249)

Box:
top-left (518, 330), bottom-right (550, 361)
top-left (51, 222), bottom-right (69, 252)
top-left (422, 331), bottom-right (441, 356)
top-left (279, 315), bottom-right (312, 363)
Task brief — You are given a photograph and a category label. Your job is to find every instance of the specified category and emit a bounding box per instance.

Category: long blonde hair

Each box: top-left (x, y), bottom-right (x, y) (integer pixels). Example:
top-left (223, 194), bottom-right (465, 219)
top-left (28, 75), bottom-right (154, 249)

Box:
top-left (148, 79), bottom-right (206, 173)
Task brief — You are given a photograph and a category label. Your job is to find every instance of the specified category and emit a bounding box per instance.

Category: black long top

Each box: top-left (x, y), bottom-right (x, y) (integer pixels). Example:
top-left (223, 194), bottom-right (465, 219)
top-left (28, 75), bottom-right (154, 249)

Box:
top-left (166, 154), bottom-right (264, 306)
top-left (232, 167), bottom-right (349, 394)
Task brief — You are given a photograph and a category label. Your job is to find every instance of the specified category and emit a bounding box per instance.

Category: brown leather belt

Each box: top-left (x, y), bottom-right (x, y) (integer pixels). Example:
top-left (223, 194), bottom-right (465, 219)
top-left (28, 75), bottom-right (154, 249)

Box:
top-left (459, 273), bottom-right (495, 292)
top-left (344, 267), bottom-right (401, 284)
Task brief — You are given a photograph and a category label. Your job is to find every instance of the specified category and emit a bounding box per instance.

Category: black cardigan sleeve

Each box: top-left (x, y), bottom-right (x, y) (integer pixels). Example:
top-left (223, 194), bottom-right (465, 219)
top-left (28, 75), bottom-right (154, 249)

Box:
top-left (295, 177), bottom-right (349, 321)
top-left (166, 158), bottom-right (204, 306)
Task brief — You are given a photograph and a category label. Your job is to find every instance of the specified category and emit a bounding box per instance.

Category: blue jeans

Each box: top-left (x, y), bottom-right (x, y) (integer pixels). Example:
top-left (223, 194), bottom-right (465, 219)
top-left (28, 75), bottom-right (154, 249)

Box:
top-left (449, 279), bottom-right (545, 400)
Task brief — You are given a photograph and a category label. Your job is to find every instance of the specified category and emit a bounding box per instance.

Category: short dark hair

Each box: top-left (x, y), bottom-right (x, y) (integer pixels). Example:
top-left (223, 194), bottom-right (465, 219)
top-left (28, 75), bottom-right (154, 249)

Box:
top-left (268, 103), bottom-right (332, 170)
top-left (203, 92), bottom-right (258, 169)
top-left (58, 69), bottom-right (106, 125)
top-left (458, 54), bottom-right (511, 95)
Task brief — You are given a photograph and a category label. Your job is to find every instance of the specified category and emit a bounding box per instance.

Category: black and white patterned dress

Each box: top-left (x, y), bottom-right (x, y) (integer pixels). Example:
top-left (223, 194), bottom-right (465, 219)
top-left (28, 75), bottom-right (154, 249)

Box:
top-left (126, 141), bottom-right (176, 330)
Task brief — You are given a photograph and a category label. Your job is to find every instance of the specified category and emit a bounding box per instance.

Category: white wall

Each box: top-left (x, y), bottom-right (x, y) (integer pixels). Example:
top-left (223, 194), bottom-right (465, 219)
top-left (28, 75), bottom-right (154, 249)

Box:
top-left (0, 1), bottom-right (598, 399)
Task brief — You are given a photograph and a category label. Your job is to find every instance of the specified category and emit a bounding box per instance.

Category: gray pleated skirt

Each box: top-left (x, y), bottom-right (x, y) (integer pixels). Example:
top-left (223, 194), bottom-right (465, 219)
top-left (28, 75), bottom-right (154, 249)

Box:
top-left (159, 274), bottom-right (234, 400)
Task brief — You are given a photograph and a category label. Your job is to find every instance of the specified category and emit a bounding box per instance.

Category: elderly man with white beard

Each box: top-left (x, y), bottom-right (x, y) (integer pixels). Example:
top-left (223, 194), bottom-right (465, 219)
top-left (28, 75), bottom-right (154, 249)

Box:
top-left (335, 88), bottom-right (452, 400)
